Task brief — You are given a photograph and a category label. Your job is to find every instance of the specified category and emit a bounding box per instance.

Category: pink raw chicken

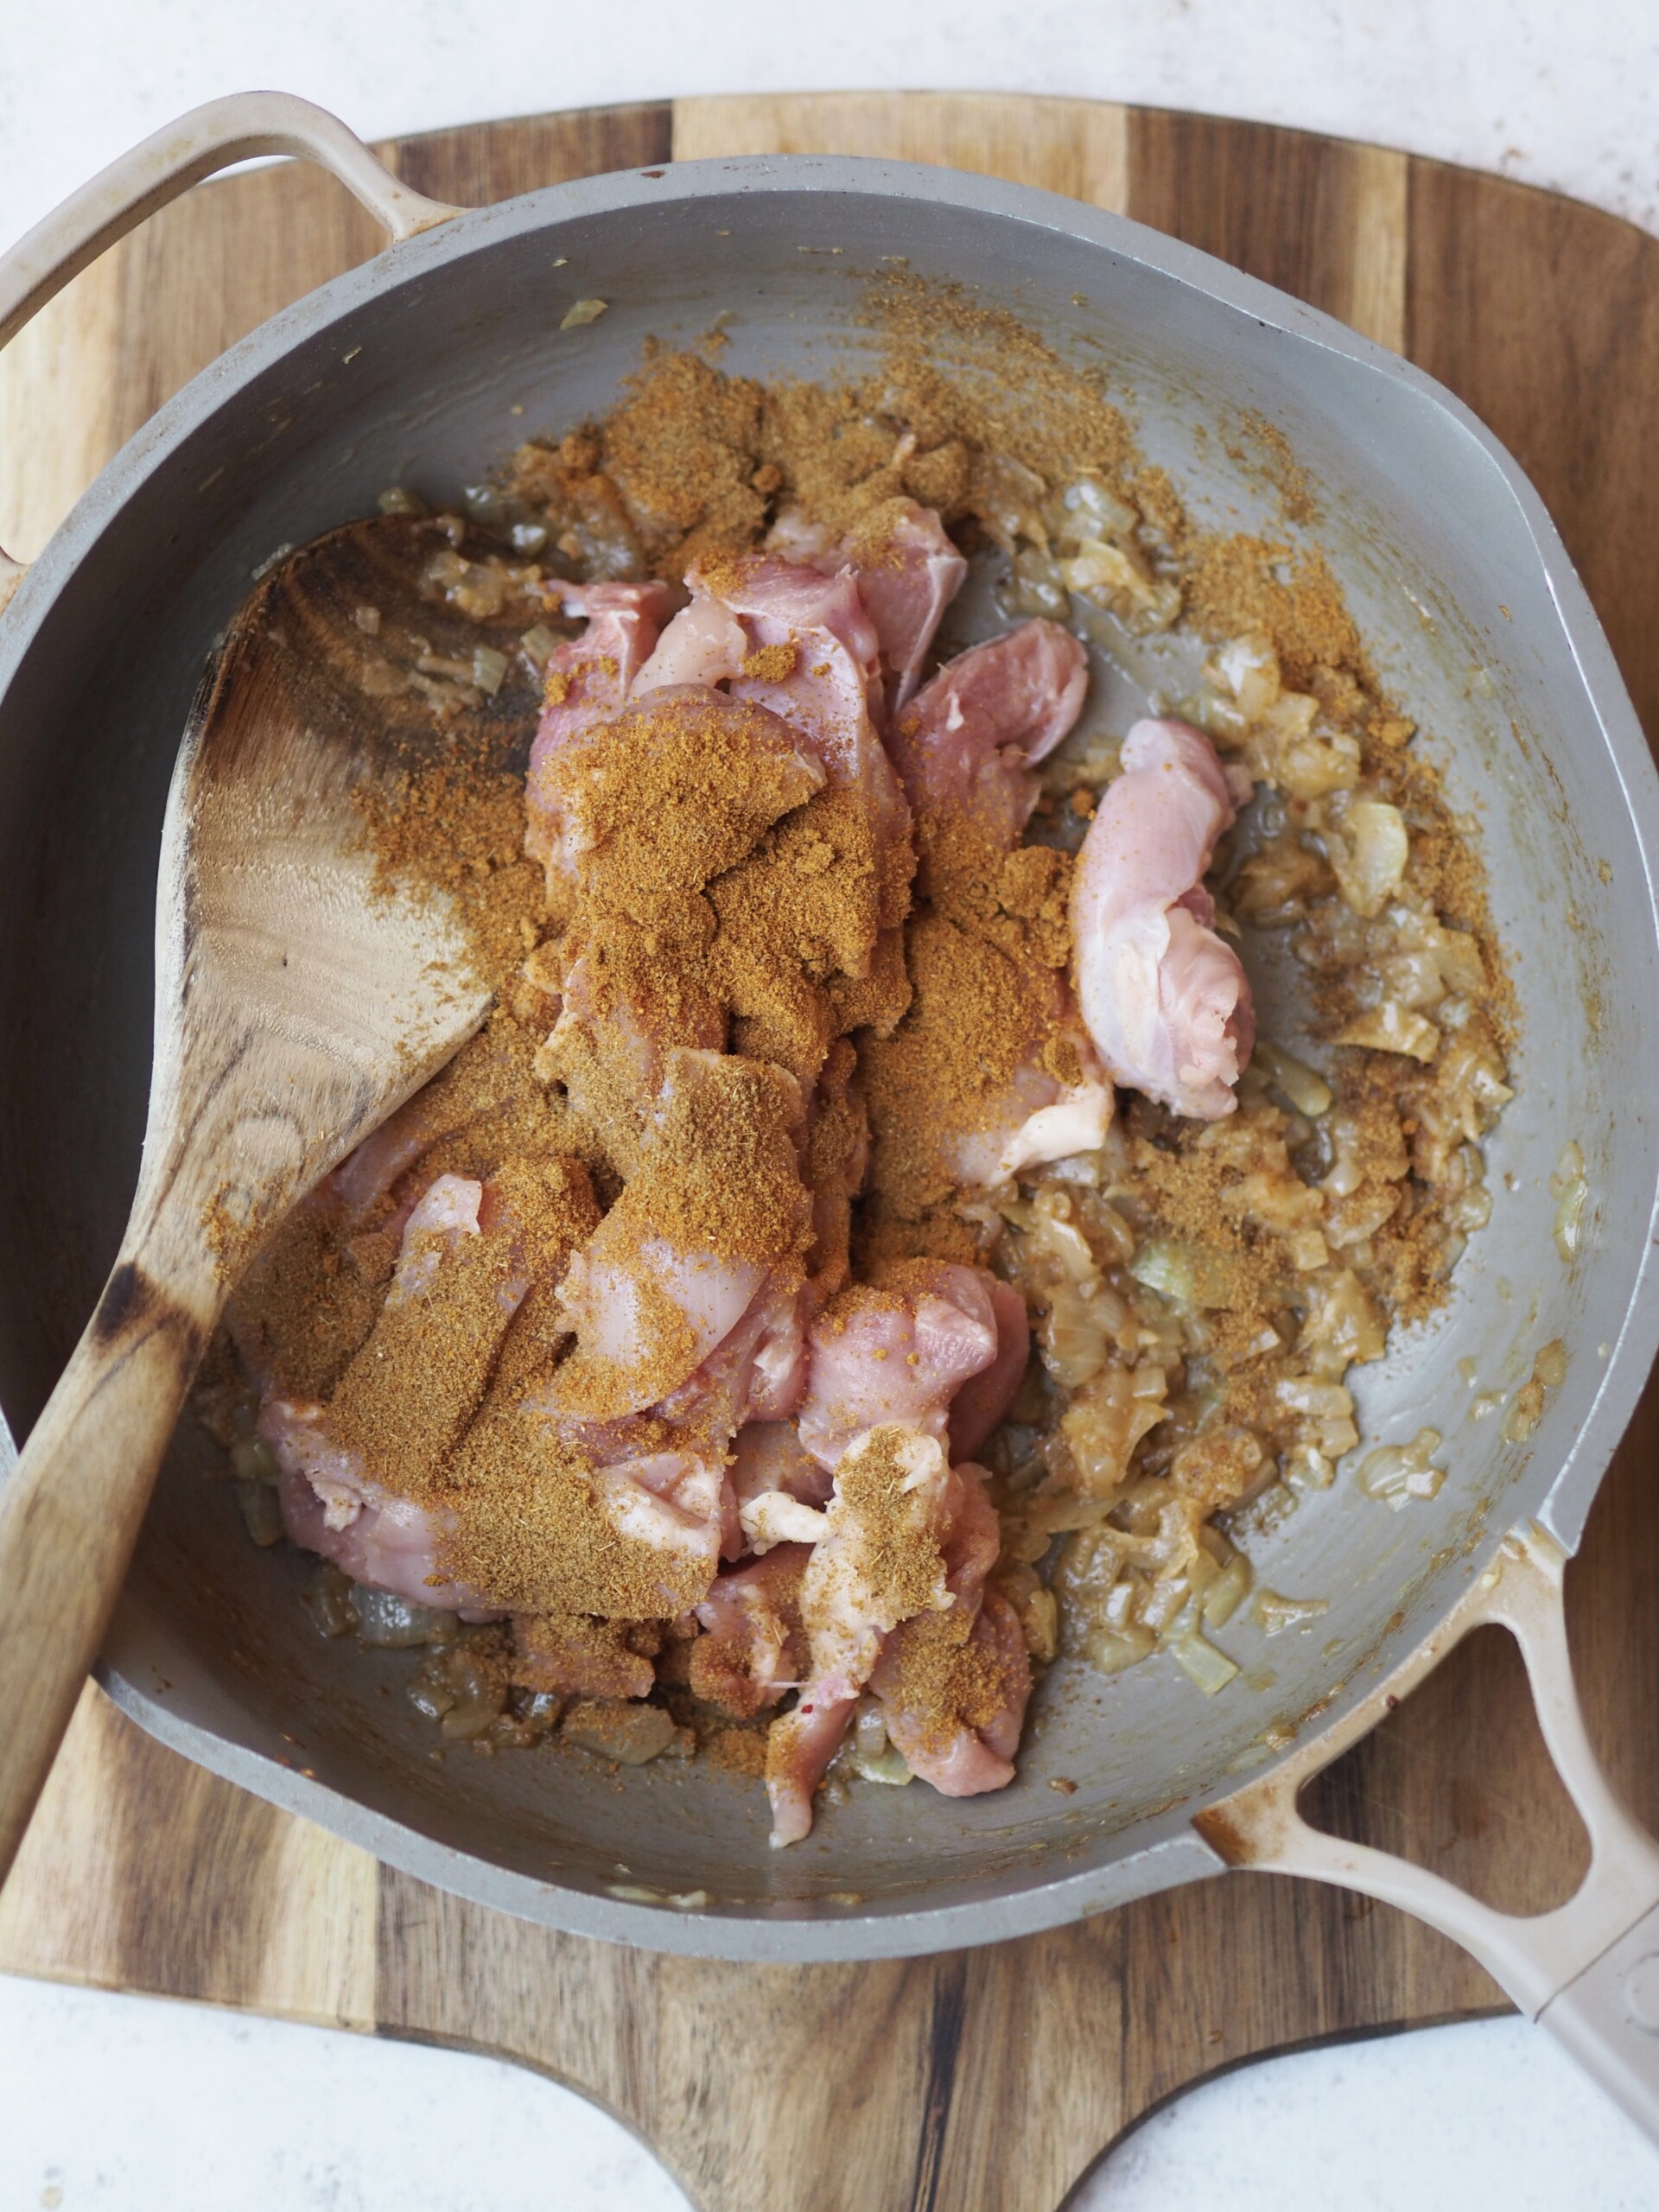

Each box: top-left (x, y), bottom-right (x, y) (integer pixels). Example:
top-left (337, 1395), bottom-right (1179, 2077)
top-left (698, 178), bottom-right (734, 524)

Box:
top-left (264, 1173), bottom-right (523, 1611)
top-left (764, 499), bottom-right (968, 710)
top-left (634, 552), bottom-right (913, 907)
top-left (795, 1262), bottom-right (1004, 1471)
top-left (692, 1542), bottom-right (811, 1715)
top-left (546, 1051), bottom-right (810, 1424)
top-left (1072, 716), bottom-right (1256, 1119)
top-left (889, 620), bottom-right (1115, 1179)
top-left (889, 617), bottom-right (1089, 849)
top-left (765, 1426), bottom-right (956, 1845)
top-left (524, 579), bottom-right (679, 878)
top-left (871, 1465), bottom-right (1032, 1796)
top-left (947, 1278), bottom-right (1030, 1461)
top-left (543, 947), bottom-right (726, 1123)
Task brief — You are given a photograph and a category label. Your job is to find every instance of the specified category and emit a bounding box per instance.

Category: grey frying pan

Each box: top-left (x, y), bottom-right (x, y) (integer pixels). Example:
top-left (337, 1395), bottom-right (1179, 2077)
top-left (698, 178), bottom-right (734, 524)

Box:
top-left (3, 93), bottom-right (1659, 2134)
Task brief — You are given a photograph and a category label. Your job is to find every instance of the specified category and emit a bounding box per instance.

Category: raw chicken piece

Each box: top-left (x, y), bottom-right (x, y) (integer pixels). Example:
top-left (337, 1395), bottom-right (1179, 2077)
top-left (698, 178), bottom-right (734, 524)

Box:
top-left (872, 619), bottom-right (1114, 1185)
top-left (868, 1463), bottom-right (1030, 1796)
top-left (537, 948), bottom-right (726, 1135)
top-left (273, 1449), bottom-right (486, 1611)
top-left (726, 1278), bottom-right (810, 1426)
top-left (888, 618), bottom-right (1089, 857)
top-left (631, 592), bottom-right (748, 692)
top-left (524, 579), bottom-right (680, 876)
top-left (1072, 716), bottom-right (1256, 1119)
top-left (731, 1421), bottom-right (834, 1512)
top-left (765, 1693), bottom-right (863, 1845)
top-left (638, 554), bottom-right (913, 922)
top-left (545, 1050), bottom-right (811, 1422)
top-left (264, 1162), bottom-right (591, 1608)
top-left (795, 1265), bottom-right (1002, 1471)
top-left (766, 1426), bottom-right (956, 1845)
top-left (915, 947), bottom-right (1114, 1190)
top-left (592, 1449), bottom-right (728, 1581)
top-left (530, 686), bottom-right (825, 1128)
top-left (874, 1587), bottom-right (1031, 1796)
top-left (721, 562), bottom-right (906, 861)
top-left (764, 499), bottom-right (968, 711)
top-left (947, 1279), bottom-right (1031, 1461)
top-left (452, 1378), bottom-right (733, 1619)
top-left (520, 1278), bottom-right (810, 1580)
top-left (691, 1543), bottom-right (810, 1716)
top-left (383, 1173), bottom-right (488, 1304)
top-left (651, 1271), bottom-right (811, 1528)
top-left (556, 1231), bottom-right (769, 1418)
top-left (796, 1426), bottom-right (956, 1701)
top-left (320, 1022), bottom-right (537, 1224)
top-left (266, 1169), bottom-right (524, 1531)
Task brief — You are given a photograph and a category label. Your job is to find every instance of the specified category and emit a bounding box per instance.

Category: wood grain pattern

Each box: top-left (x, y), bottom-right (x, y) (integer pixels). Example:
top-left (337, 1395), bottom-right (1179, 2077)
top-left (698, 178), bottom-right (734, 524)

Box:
top-left (1126, 108), bottom-right (1411, 351)
top-left (3, 90), bottom-right (1658, 2211)
top-left (672, 92), bottom-right (1129, 215)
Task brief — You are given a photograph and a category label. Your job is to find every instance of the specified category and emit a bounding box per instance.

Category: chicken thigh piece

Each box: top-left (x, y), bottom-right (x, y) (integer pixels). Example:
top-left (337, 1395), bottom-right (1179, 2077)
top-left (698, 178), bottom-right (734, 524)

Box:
top-left (865, 618), bottom-right (1114, 1191)
top-left (264, 1171), bottom-right (538, 1608)
top-left (887, 617), bottom-right (1089, 869)
top-left (635, 553), bottom-right (914, 922)
top-left (524, 580), bottom-right (680, 880)
top-left (765, 1425), bottom-right (956, 1845)
top-left (1072, 716), bottom-right (1256, 1119)
top-left (871, 1464), bottom-right (1032, 1797)
top-left (795, 1263), bottom-right (1003, 1471)
top-left (764, 498), bottom-right (969, 711)
top-left (547, 1048), bottom-right (812, 1423)
top-left (691, 1542), bottom-right (811, 1717)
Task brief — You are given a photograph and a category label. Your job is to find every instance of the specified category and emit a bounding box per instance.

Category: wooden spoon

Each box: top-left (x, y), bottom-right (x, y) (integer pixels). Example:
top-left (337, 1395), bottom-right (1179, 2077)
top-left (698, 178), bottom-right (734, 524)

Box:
top-left (0, 512), bottom-right (546, 1883)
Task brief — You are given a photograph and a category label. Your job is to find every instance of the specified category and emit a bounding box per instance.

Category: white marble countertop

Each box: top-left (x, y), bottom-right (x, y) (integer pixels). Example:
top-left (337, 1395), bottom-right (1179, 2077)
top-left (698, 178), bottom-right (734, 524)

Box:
top-left (4, 1977), bottom-right (1658, 2210)
top-left (3, 4), bottom-right (1658, 2204)
top-left (2, 0), bottom-right (1657, 258)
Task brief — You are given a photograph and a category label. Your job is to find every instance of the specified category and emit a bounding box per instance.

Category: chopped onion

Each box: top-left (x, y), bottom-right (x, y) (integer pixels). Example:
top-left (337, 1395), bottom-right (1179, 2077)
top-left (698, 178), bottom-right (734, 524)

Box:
top-left (519, 624), bottom-right (560, 671)
top-left (302, 1564), bottom-right (359, 1639)
top-left (353, 1590), bottom-right (458, 1649)
top-left (1169, 1630), bottom-right (1240, 1694)
top-left (1254, 1588), bottom-right (1331, 1636)
top-left (1550, 1141), bottom-right (1587, 1262)
top-left (1357, 1427), bottom-right (1446, 1510)
top-left (1129, 1238), bottom-right (1197, 1307)
top-left (560, 297), bottom-right (609, 329)
top-left (1255, 1040), bottom-right (1332, 1117)
top-left (562, 1699), bottom-right (680, 1764)
top-left (1327, 798), bottom-right (1408, 917)
top-left (1201, 1552), bottom-right (1254, 1629)
top-left (471, 644), bottom-right (509, 696)
top-left (1336, 1002), bottom-right (1440, 1062)
top-left (235, 1478), bottom-right (283, 1547)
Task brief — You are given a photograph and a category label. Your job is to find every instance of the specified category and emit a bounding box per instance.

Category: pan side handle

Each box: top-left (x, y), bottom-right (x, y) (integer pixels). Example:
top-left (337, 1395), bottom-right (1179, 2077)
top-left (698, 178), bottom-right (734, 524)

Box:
top-left (1195, 1523), bottom-right (1659, 2143)
top-left (0, 89), bottom-right (467, 603)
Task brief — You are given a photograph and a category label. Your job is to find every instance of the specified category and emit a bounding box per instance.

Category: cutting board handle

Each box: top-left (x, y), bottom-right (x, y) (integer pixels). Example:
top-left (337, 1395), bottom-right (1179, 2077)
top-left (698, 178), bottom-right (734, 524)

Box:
top-left (0, 90), bottom-right (466, 604)
top-left (1198, 1523), bottom-right (1659, 2140)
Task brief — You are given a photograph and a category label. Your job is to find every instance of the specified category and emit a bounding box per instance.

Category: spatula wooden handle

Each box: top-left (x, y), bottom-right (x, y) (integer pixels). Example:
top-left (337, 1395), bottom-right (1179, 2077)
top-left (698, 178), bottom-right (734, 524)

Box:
top-left (0, 1255), bottom-right (214, 1886)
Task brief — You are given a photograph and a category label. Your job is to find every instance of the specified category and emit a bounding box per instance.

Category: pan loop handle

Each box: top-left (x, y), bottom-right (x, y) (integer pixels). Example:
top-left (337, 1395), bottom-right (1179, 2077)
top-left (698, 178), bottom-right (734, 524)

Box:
top-left (0, 90), bottom-right (467, 603)
top-left (1198, 1523), bottom-right (1659, 2141)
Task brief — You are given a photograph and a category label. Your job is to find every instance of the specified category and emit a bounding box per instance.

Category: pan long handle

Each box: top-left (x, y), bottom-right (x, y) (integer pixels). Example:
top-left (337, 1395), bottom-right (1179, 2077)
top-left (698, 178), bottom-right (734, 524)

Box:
top-left (0, 90), bottom-right (467, 607)
top-left (1196, 1523), bottom-right (1659, 2141)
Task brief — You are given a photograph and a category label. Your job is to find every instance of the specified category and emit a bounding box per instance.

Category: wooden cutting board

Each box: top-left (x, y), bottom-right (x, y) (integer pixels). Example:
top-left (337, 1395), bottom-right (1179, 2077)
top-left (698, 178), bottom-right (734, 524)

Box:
top-left (3, 92), bottom-right (1659, 2212)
